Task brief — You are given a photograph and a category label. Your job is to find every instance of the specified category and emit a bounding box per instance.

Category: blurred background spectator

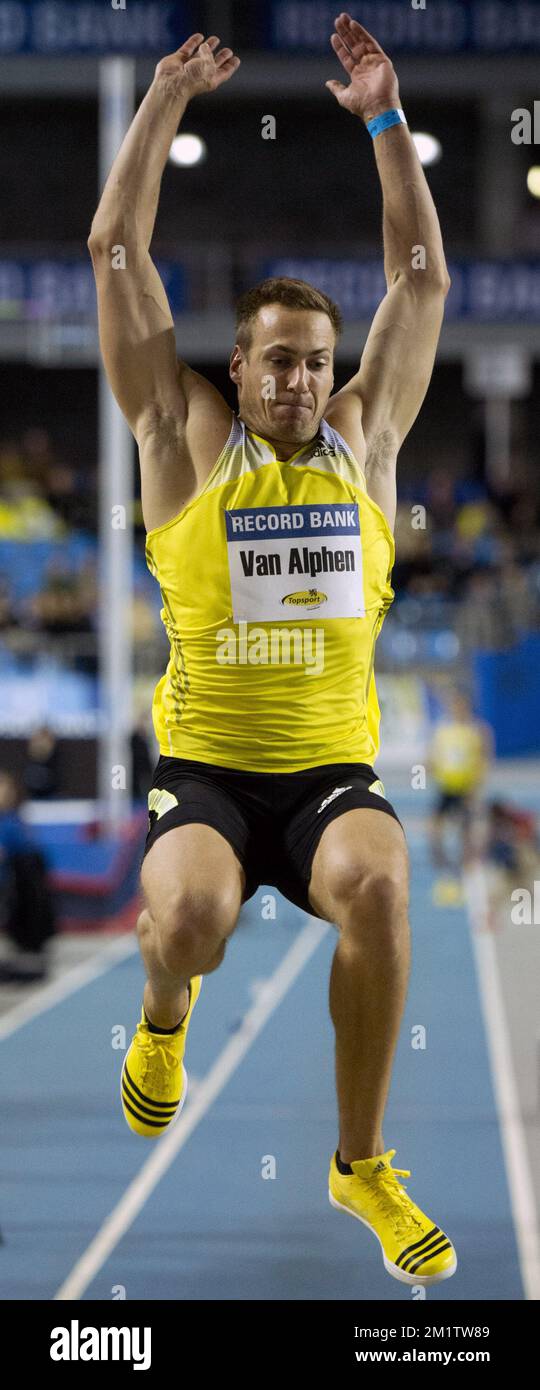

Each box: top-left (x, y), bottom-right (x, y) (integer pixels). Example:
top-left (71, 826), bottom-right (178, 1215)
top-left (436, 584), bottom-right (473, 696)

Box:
top-left (0, 769), bottom-right (57, 981)
top-left (23, 725), bottom-right (61, 800)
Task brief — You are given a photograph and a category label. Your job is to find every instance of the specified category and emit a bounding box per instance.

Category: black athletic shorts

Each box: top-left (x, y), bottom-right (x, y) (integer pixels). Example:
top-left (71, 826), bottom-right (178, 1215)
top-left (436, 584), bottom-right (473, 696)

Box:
top-left (142, 755), bottom-right (404, 920)
top-left (435, 791), bottom-right (473, 820)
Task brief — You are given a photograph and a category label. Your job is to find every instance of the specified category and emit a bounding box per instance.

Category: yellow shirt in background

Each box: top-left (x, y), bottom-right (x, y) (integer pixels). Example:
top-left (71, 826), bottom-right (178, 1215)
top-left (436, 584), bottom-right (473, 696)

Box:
top-left (430, 720), bottom-right (487, 794)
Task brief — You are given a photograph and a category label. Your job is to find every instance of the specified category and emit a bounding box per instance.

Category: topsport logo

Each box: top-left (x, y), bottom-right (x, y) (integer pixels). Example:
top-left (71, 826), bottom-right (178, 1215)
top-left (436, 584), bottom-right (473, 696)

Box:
top-left (50, 1321), bottom-right (151, 1371)
top-left (281, 587), bottom-right (328, 610)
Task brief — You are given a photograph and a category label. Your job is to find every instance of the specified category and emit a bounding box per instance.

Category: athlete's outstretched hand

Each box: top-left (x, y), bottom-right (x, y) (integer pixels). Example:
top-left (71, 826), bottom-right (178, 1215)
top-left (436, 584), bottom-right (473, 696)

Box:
top-left (155, 32), bottom-right (241, 99)
top-left (325, 12), bottom-right (399, 121)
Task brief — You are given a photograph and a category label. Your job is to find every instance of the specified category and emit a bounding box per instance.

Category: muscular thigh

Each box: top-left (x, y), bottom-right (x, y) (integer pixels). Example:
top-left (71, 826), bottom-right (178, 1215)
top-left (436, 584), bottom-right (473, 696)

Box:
top-left (308, 807), bottom-right (409, 923)
top-left (141, 822), bottom-right (246, 937)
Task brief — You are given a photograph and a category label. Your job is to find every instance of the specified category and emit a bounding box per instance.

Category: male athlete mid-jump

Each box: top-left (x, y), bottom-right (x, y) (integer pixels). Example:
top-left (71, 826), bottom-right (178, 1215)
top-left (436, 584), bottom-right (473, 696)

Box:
top-left (89, 13), bottom-right (455, 1286)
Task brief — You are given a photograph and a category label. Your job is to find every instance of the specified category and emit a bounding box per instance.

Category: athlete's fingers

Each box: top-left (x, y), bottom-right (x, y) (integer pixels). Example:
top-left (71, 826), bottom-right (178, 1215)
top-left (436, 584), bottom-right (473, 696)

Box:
top-left (335, 13), bottom-right (386, 55)
top-left (214, 47), bottom-right (234, 66)
top-left (172, 34), bottom-right (219, 65)
top-left (173, 33), bottom-right (204, 60)
top-left (325, 79), bottom-right (347, 99)
top-left (214, 55), bottom-right (241, 84)
top-left (339, 35), bottom-right (368, 64)
top-left (330, 33), bottom-right (357, 75)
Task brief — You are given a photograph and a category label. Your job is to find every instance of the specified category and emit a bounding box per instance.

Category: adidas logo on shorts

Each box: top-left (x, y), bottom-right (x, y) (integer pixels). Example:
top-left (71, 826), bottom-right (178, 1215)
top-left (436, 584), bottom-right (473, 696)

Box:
top-left (317, 785), bottom-right (353, 814)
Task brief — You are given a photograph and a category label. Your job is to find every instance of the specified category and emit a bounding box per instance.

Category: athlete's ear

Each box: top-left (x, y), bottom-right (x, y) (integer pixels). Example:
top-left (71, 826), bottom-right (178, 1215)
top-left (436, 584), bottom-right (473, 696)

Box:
top-left (229, 344), bottom-right (242, 386)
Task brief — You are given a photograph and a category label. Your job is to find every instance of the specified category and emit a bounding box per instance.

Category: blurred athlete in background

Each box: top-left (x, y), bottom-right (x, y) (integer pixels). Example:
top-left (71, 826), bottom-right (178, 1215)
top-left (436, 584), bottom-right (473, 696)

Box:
top-left (428, 690), bottom-right (494, 872)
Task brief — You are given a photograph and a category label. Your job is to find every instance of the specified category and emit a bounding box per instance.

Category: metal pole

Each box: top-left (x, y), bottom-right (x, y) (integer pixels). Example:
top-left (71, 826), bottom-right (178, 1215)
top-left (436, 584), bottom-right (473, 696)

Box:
top-left (97, 58), bottom-right (135, 831)
top-left (484, 396), bottom-right (511, 491)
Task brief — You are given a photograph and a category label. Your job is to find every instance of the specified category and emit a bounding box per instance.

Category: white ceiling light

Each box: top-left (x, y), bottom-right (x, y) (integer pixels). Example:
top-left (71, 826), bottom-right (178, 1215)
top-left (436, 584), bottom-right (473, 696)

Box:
top-left (169, 134), bottom-right (207, 167)
top-left (411, 132), bottom-right (442, 166)
top-left (526, 166), bottom-right (540, 198)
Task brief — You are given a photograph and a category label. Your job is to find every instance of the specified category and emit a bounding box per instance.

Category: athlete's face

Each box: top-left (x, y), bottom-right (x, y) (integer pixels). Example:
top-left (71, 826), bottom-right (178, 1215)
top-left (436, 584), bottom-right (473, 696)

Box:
top-left (229, 306), bottom-right (335, 453)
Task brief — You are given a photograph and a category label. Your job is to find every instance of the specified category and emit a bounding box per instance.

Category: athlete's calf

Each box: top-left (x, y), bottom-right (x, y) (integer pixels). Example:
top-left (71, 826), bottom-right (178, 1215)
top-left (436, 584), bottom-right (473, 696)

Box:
top-left (308, 807), bottom-right (410, 1162)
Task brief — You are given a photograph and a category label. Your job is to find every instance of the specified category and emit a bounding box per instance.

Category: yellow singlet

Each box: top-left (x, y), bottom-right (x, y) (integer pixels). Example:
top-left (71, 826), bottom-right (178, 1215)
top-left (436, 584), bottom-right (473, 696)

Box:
top-left (145, 413), bottom-right (395, 772)
top-left (430, 720), bottom-right (486, 794)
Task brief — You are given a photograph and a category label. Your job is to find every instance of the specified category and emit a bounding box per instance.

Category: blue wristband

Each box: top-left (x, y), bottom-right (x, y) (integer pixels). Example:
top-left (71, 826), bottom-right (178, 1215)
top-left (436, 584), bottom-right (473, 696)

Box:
top-left (366, 108), bottom-right (407, 138)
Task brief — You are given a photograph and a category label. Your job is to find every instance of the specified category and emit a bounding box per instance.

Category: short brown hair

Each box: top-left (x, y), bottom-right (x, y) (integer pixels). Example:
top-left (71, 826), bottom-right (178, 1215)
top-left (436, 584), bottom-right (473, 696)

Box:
top-left (235, 277), bottom-right (343, 356)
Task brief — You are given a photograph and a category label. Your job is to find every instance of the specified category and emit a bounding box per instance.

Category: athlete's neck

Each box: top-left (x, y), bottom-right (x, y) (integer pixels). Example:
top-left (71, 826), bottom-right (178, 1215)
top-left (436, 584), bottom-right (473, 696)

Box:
top-left (239, 414), bottom-right (319, 460)
top-left (271, 436), bottom-right (313, 460)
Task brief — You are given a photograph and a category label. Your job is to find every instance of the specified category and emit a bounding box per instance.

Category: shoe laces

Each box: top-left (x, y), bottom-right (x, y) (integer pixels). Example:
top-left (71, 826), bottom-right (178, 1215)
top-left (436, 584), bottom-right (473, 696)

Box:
top-left (137, 1029), bottom-right (180, 1098)
top-left (366, 1150), bottom-right (424, 1241)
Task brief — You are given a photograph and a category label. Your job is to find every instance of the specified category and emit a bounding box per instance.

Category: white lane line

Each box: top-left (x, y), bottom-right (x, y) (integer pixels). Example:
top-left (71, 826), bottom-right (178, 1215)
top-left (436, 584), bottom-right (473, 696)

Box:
top-left (463, 864), bottom-right (540, 1302)
top-left (54, 916), bottom-right (329, 1301)
top-left (0, 934), bottom-right (138, 1041)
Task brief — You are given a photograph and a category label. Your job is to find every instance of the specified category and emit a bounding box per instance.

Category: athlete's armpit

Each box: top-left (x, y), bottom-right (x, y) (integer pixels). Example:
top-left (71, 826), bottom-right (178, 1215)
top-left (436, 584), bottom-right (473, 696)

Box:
top-left (365, 428), bottom-right (399, 476)
top-left (363, 429), bottom-right (398, 534)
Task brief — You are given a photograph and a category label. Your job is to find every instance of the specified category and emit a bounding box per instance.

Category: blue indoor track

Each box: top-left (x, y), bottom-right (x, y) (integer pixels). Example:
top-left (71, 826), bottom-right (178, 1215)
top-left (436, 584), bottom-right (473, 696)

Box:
top-left (0, 787), bottom-right (527, 1301)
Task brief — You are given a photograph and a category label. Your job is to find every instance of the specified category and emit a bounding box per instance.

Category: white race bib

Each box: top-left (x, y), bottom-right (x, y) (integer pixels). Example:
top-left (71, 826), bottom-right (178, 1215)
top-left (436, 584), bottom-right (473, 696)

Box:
top-left (225, 503), bottom-right (365, 621)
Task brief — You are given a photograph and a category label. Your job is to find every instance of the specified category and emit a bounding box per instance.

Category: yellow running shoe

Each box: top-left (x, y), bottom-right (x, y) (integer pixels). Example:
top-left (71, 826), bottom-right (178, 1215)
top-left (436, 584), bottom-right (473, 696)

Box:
top-left (121, 977), bottom-right (202, 1138)
top-left (328, 1149), bottom-right (457, 1285)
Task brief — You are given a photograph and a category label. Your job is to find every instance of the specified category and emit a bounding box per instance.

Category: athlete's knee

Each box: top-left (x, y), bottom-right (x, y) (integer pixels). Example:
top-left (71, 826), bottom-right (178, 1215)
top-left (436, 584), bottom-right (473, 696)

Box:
top-left (333, 857), bottom-right (409, 926)
top-left (156, 884), bottom-right (239, 971)
top-left (136, 907), bottom-right (154, 948)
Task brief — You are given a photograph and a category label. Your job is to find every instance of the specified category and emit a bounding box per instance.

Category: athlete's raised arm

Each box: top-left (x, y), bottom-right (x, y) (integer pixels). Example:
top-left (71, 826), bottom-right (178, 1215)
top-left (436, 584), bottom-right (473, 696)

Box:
top-left (87, 33), bottom-right (240, 531)
top-left (324, 12), bottom-right (450, 531)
